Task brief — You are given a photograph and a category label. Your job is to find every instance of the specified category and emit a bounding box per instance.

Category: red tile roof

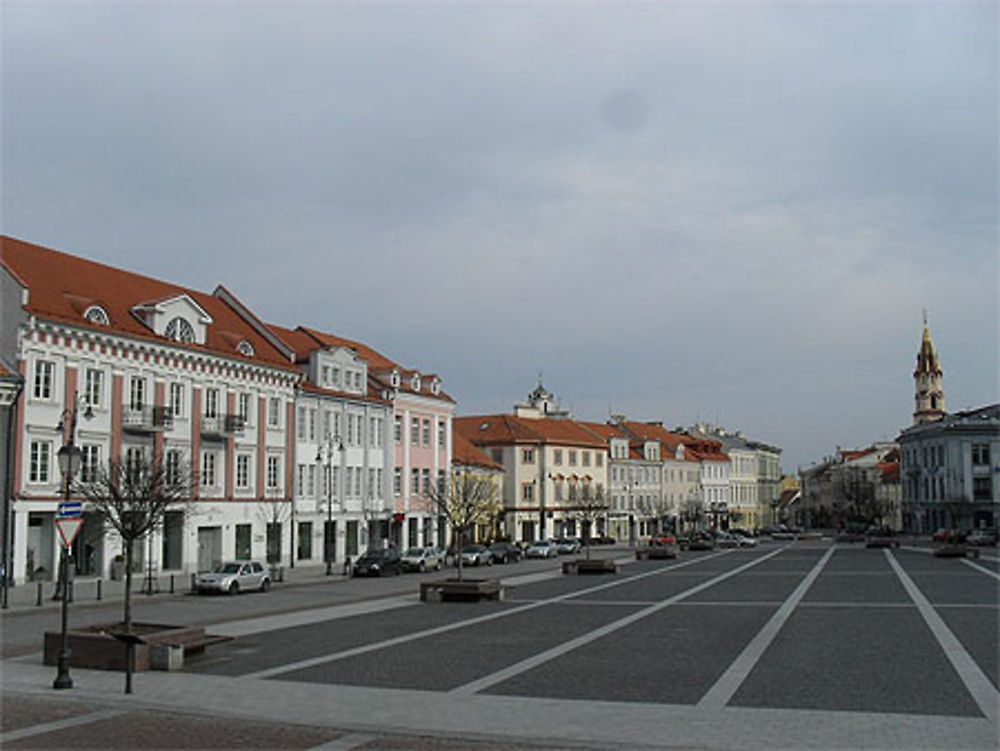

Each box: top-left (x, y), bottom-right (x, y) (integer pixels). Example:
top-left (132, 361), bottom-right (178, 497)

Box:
top-left (878, 461), bottom-right (900, 482)
top-left (455, 414), bottom-right (606, 449)
top-left (266, 324), bottom-right (455, 404)
top-left (453, 433), bottom-right (502, 471)
top-left (1, 236), bottom-right (296, 371)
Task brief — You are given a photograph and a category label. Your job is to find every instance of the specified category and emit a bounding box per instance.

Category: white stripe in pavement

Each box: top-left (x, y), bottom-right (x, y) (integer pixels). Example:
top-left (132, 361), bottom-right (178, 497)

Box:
top-left (0, 709), bottom-right (127, 743)
top-left (885, 550), bottom-right (999, 720)
top-left (697, 545), bottom-right (835, 710)
top-left (211, 595), bottom-right (417, 638)
top-left (308, 732), bottom-right (376, 750)
top-left (961, 557), bottom-right (1000, 581)
top-left (449, 546), bottom-right (789, 696)
top-left (242, 551), bottom-right (736, 680)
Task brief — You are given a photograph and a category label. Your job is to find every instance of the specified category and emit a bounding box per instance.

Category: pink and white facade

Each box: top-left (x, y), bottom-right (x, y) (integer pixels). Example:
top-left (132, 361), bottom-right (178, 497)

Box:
top-left (1, 236), bottom-right (301, 584)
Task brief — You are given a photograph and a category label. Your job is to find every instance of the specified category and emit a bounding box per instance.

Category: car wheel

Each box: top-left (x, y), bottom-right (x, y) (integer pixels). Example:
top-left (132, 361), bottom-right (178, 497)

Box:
top-left (228, 582), bottom-right (239, 595)
top-left (260, 578), bottom-right (270, 592)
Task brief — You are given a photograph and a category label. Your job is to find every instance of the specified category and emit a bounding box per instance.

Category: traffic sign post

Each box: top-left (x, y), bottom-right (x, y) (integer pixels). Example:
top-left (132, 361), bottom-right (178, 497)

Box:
top-left (55, 517), bottom-right (84, 549)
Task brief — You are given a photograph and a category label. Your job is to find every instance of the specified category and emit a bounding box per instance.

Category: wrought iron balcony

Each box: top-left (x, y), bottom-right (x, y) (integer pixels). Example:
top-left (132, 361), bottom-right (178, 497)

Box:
top-left (122, 405), bottom-right (173, 433)
top-left (201, 413), bottom-right (246, 439)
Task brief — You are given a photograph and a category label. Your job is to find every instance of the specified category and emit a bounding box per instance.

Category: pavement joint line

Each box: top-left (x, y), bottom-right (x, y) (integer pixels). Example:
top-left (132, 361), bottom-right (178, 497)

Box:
top-left (0, 708), bottom-right (128, 743)
top-left (240, 550), bottom-right (736, 680)
top-left (307, 732), bottom-right (377, 750)
top-left (210, 594), bottom-right (419, 638)
top-left (961, 557), bottom-right (1000, 581)
top-left (885, 549), bottom-right (999, 721)
top-left (449, 546), bottom-right (790, 696)
top-left (697, 545), bottom-right (835, 710)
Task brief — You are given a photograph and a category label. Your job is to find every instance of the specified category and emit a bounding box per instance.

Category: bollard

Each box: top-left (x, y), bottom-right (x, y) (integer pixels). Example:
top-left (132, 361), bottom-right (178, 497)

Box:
top-left (190, 573), bottom-right (197, 593)
top-left (97, 579), bottom-right (102, 601)
top-left (36, 581), bottom-right (43, 606)
top-left (170, 574), bottom-right (175, 594)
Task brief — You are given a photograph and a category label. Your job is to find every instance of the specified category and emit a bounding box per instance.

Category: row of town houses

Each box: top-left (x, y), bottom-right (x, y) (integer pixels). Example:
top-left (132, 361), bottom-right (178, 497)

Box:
top-left (0, 236), bottom-right (782, 585)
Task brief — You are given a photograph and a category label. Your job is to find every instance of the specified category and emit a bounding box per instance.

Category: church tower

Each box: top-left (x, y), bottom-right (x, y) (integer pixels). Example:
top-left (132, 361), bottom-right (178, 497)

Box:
top-left (913, 316), bottom-right (945, 425)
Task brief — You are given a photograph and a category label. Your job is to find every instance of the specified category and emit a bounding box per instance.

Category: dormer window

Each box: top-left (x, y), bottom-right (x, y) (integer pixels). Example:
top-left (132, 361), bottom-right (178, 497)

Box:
top-left (391, 371), bottom-right (400, 388)
top-left (430, 378), bottom-right (441, 395)
top-left (236, 340), bottom-right (255, 357)
top-left (83, 305), bottom-right (109, 325)
top-left (411, 374), bottom-right (421, 391)
top-left (164, 316), bottom-right (195, 343)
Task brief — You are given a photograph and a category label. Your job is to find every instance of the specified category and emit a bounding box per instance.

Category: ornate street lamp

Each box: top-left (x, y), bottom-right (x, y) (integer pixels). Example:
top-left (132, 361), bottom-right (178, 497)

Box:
top-left (53, 394), bottom-right (91, 690)
top-left (317, 436), bottom-right (344, 575)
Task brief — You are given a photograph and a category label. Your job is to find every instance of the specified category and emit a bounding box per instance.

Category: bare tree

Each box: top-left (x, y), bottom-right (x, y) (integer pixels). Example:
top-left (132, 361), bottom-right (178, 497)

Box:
top-left (75, 455), bottom-right (194, 633)
top-left (569, 487), bottom-right (610, 560)
top-left (256, 498), bottom-right (292, 565)
top-left (679, 497), bottom-right (705, 535)
top-left (428, 471), bottom-right (501, 581)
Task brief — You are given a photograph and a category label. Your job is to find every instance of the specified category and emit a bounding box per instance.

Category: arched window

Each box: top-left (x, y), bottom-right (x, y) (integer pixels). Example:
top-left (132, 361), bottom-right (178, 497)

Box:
top-left (236, 340), bottom-right (255, 357)
top-left (83, 305), bottom-right (110, 325)
top-left (164, 316), bottom-right (195, 343)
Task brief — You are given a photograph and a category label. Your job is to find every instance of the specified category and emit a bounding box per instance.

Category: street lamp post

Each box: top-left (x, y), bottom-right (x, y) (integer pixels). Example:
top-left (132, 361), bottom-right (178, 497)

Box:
top-left (317, 436), bottom-right (344, 576)
top-left (53, 393), bottom-right (90, 690)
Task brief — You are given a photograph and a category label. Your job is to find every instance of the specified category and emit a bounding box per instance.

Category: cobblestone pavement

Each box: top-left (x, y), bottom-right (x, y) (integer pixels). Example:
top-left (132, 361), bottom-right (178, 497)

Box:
top-left (2, 542), bottom-right (997, 750)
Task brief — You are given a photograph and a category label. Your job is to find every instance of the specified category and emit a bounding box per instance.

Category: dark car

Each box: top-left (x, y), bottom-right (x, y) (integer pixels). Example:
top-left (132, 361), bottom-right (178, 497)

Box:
top-left (687, 533), bottom-right (715, 551)
top-left (353, 548), bottom-right (403, 577)
top-left (489, 542), bottom-right (523, 564)
top-left (865, 528), bottom-right (900, 548)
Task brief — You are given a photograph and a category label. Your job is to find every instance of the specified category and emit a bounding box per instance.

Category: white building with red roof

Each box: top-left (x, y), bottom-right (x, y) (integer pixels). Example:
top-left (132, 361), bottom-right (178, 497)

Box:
top-left (455, 381), bottom-right (609, 542)
top-left (1, 236), bottom-right (302, 584)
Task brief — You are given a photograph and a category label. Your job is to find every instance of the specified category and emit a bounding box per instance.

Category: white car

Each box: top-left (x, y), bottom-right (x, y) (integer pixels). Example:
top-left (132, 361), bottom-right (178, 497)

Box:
top-left (525, 540), bottom-right (558, 558)
top-left (196, 561), bottom-right (270, 594)
top-left (460, 545), bottom-right (493, 566)
top-left (401, 546), bottom-right (442, 572)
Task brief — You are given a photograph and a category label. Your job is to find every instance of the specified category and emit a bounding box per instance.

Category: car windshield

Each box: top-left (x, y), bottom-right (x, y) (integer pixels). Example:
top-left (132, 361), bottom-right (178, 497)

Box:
top-left (463, 546), bottom-right (484, 553)
top-left (214, 563), bottom-right (242, 574)
top-left (404, 548), bottom-right (424, 557)
top-left (532, 541), bottom-right (548, 547)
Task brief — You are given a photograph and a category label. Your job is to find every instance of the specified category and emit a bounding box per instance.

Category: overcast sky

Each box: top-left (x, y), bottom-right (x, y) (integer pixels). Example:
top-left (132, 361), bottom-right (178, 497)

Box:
top-left (3, 2), bottom-right (996, 471)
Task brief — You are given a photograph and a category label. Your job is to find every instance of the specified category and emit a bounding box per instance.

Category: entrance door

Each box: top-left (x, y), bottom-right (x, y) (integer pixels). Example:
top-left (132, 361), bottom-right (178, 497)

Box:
top-left (197, 526), bottom-right (222, 572)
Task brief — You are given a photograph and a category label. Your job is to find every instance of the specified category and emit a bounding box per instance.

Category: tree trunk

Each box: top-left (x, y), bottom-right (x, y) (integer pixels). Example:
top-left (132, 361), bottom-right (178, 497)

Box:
top-left (123, 543), bottom-right (133, 634)
top-left (455, 525), bottom-right (464, 582)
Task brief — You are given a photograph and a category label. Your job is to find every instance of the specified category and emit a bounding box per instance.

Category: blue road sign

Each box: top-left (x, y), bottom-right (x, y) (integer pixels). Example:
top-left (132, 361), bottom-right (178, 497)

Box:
top-left (57, 501), bottom-right (83, 518)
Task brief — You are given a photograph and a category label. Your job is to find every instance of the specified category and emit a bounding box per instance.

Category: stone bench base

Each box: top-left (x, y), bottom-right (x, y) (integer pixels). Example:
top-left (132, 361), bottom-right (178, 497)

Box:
top-left (420, 579), bottom-right (504, 602)
top-left (44, 623), bottom-right (229, 672)
top-left (563, 559), bottom-right (618, 575)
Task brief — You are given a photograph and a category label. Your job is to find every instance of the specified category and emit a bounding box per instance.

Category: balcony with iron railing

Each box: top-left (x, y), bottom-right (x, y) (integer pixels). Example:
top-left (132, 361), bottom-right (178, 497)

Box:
top-left (201, 413), bottom-right (246, 439)
top-left (122, 405), bottom-right (173, 433)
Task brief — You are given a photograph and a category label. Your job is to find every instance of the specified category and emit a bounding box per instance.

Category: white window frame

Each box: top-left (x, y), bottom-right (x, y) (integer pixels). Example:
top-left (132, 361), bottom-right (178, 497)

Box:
top-left (83, 368), bottom-right (103, 409)
top-left (29, 440), bottom-right (52, 483)
top-left (33, 360), bottom-right (55, 401)
top-left (201, 451), bottom-right (217, 488)
top-left (169, 382), bottom-right (185, 418)
top-left (236, 454), bottom-right (251, 490)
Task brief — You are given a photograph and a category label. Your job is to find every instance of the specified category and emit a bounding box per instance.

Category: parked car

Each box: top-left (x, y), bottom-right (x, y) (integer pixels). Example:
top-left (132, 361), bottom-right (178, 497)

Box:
top-left (932, 528), bottom-right (965, 543)
top-left (353, 548), bottom-right (403, 577)
top-left (196, 561), bottom-right (270, 594)
top-left (525, 540), bottom-right (558, 558)
top-left (401, 546), bottom-right (442, 572)
top-left (489, 542), bottom-right (523, 564)
top-left (687, 533), bottom-right (715, 551)
top-left (716, 533), bottom-right (741, 549)
top-left (865, 528), bottom-right (900, 548)
top-left (966, 529), bottom-right (997, 546)
top-left (635, 535), bottom-right (677, 560)
top-left (554, 537), bottom-right (582, 555)
top-left (460, 545), bottom-right (493, 566)
top-left (733, 533), bottom-right (757, 548)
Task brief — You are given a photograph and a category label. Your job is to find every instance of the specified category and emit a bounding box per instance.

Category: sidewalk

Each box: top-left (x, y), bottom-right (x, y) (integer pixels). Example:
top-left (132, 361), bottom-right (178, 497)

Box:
top-left (0, 563), bottom-right (347, 614)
